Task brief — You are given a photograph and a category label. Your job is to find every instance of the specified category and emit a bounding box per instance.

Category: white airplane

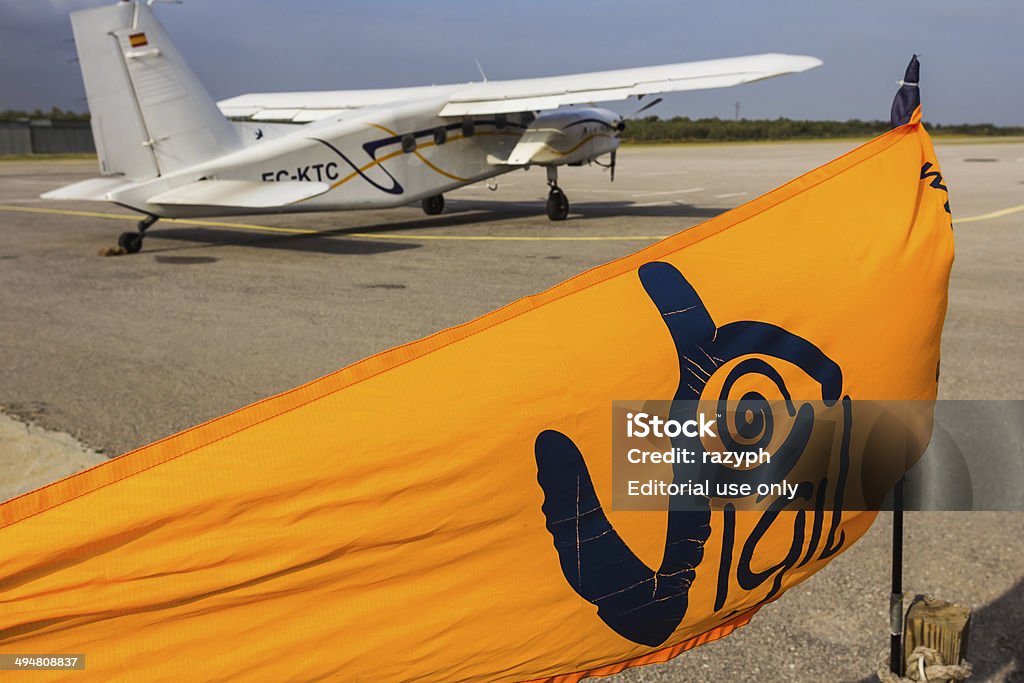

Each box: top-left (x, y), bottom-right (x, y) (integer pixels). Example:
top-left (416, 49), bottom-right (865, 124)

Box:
top-left (44, 0), bottom-right (822, 253)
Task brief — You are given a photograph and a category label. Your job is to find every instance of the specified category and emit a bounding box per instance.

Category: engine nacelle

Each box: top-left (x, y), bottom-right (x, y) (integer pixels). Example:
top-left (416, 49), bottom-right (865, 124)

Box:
top-left (504, 107), bottom-right (622, 167)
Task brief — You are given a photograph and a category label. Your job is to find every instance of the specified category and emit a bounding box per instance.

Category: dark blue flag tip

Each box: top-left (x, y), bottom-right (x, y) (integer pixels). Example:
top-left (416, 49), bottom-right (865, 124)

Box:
top-left (890, 55), bottom-right (921, 128)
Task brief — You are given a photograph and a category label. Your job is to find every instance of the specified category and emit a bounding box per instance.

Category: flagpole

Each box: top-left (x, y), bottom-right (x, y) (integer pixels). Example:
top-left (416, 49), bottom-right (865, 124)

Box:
top-left (889, 477), bottom-right (905, 675)
top-left (886, 55), bottom-right (918, 675)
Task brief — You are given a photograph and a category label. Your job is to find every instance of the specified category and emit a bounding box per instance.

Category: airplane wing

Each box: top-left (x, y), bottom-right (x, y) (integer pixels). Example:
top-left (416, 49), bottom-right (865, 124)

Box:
top-left (217, 53), bottom-right (821, 123)
top-left (438, 54), bottom-right (822, 116)
top-left (218, 86), bottom-right (450, 122)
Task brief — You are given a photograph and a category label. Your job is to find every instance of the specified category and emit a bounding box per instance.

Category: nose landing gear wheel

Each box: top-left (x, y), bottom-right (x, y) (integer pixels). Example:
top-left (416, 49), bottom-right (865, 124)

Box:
top-left (421, 194), bottom-right (445, 215)
top-left (546, 187), bottom-right (569, 221)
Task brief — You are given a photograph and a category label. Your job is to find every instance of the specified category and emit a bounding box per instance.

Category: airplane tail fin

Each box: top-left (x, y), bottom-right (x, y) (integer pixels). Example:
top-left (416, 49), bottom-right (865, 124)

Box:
top-left (70, 1), bottom-right (240, 180)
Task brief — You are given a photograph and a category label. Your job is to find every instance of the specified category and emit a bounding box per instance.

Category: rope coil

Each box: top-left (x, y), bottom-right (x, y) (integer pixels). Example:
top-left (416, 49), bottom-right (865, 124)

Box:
top-left (877, 646), bottom-right (972, 683)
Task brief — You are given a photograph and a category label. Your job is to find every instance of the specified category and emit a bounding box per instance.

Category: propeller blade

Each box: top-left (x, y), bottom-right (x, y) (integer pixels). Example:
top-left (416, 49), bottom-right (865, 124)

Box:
top-left (627, 97), bottom-right (663, 119)
top-left (610, 150), bottom-right (616, 183)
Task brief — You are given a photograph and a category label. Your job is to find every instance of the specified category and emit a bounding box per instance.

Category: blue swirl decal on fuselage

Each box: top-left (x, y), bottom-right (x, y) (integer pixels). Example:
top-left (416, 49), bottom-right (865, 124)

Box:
top-left (311, 137), bottom-right (404, 195)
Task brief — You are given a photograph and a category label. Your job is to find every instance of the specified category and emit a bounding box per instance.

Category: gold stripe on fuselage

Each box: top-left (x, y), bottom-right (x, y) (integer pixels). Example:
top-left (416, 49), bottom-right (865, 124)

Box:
top-left (366, 123), bottom-right (471, 183)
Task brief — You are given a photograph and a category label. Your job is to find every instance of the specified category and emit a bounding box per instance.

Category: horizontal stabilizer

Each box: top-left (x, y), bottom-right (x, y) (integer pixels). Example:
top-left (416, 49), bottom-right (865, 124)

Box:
top-left (146, 180), bottom-right (330, 208)
top-left (41, 177), bottom-right (137, 201)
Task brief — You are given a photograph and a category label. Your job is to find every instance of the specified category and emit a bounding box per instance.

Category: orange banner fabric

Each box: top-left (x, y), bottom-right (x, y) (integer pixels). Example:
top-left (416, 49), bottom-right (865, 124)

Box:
top-left (0, 112), bottom-right (952, 682)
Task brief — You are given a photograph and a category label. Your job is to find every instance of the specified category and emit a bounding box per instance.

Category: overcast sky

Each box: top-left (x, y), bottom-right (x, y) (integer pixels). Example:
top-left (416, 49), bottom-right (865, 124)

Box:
top-left (2, 0), bottom-right (1021, 125)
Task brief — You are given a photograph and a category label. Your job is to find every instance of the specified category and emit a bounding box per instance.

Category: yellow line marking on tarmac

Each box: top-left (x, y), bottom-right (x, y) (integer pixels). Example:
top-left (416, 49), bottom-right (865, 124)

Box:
top-left (0, 204), bottom-right (668, 242)
top-left (4, 201), bottom-right (1021, 243)
top-left (956, 204), bottom-right (1024, 224)
top-left (0, 204), bottom-right (314, 234)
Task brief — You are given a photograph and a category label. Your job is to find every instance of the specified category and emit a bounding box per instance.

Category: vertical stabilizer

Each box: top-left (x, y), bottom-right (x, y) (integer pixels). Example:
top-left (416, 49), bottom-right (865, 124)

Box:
top-left (70, 1), bottom-right (241, 179)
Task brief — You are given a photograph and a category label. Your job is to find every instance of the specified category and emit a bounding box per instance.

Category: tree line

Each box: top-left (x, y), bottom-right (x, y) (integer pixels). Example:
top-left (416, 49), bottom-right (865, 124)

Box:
top-left (0, 108), bottom-right (90, 122)
top-left (621, 116), bottom-right (1024, 143)
top-left (2, 109), bottom-right (1021, 141)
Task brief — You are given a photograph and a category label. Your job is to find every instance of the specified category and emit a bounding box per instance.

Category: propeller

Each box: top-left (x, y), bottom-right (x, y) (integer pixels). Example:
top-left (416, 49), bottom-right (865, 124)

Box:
top-left (625, 96), bottom-right (663, 120)
top-left (602, 96), bottom-right (662, 183)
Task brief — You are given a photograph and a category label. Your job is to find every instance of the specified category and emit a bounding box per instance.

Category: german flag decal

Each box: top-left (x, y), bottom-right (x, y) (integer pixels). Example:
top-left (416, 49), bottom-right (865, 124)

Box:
top-left (128, 32), bottom-right (148, 48)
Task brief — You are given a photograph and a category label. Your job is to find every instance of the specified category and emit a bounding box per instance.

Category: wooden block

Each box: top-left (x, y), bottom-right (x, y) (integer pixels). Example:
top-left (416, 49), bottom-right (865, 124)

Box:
top-left (903, 595), bottom-right (971, 681)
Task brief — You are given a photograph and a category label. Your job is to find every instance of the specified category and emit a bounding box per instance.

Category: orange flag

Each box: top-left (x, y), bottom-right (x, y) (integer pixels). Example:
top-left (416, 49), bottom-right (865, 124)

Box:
top-left (0, 106), bottom-right (952, 681)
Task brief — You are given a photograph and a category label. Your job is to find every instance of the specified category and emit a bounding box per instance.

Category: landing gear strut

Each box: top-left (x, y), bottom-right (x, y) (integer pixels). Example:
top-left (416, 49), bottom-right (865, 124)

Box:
top-left (545, 166), bottom-right (569, 221)
top-left (117, 214), bottom-right (159, 254)
top-left (421, 194), bottom-right (444, 216)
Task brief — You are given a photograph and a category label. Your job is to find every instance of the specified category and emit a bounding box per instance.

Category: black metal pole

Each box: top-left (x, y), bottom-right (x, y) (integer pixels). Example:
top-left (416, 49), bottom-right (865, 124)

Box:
top-left (887, 56), bottom-right (918, 676)
top-left (890, 477), bottom-right (905, 675)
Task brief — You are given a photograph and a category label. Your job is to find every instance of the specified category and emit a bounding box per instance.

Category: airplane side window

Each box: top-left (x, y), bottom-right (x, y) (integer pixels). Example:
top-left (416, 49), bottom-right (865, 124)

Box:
top-left (401, 134), bottom-right (416, 153)
top-left (434, 127), bottom-right (447, 145)
top-left (462, 119), bottom-right (475, 137)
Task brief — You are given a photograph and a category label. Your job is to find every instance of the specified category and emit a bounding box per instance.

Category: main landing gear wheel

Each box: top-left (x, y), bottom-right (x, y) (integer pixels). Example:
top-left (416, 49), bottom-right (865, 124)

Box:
top-left (546, 187), bottom-right (569, 221)
top-left (421, 194), bottom-right (444, 215)
top-left (117, 231), bottom-right (144, 254)
top-left (544, 165), bottom-right (569, 221)
top-left (116, 214), bottom-right (159, 254)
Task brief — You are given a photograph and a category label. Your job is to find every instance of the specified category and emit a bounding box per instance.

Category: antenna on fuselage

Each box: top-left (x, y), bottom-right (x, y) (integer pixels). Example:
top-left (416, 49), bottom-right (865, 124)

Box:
top-left (474, 58), bottom-right (488, 82)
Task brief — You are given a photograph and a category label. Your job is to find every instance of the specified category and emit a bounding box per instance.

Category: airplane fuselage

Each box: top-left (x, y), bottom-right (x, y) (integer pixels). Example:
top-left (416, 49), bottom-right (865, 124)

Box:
top-left (112, 100), bottom-right (622, 218)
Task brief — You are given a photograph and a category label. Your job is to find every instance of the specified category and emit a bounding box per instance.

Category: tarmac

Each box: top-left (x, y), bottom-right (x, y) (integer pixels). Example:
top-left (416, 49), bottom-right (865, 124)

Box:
top-left (0, 141), bottom-right (1021, 681)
